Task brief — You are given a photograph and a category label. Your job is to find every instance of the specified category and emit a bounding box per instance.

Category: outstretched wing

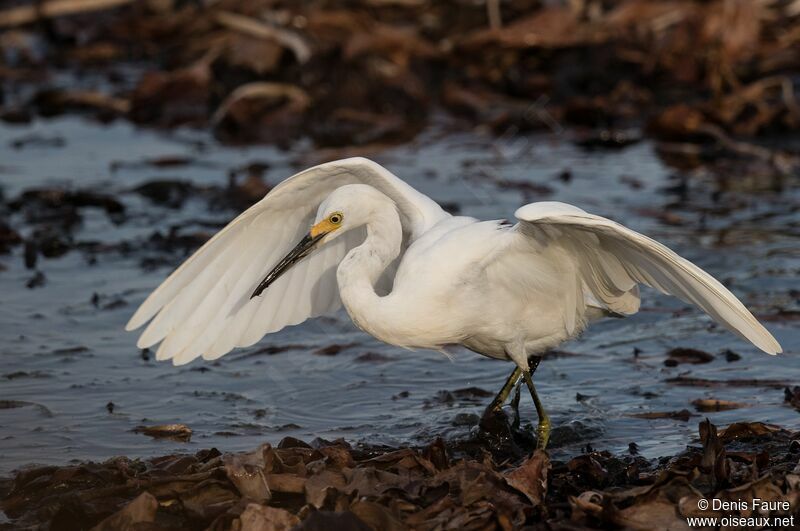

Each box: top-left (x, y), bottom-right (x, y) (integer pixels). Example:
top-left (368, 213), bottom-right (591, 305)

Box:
top-left (126, 157), bottom-right (448, 365)
top-left (515, 201), bottom-right (781, 355)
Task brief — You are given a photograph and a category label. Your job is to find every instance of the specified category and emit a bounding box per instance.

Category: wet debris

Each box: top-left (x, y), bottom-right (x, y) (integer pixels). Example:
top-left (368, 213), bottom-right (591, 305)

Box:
top-left (0, 0), bottom-right (136, 29)
top-left (53, 345), bottom-right (90, 357)
top-left (666, 375), bottom-right (792, 389)
top-left (353, 352), bottom-right (394, 364)
top-left (90, 292), bottom-right (127, 311)
top-left (91, 491), bottom-right (157, 531)
top-left (574, 129), bottom-right (641, 150)
top-left (2, 370), bottom-right (50, 380)
top-left (25, 270), bottom-right (45, 289)
top-left (223, 163), bottom-right (272, 210)
top-left (31, 88), bottom-right (129, 120)
top-left (110, 155), bottom-right (200, 172)
top-left (0, 168), bottom-right (284, 275)
top-left (784, 386), bottom-right (800, 411)
top-left (2, 185), bottom-right (128, 274)
top-left (424, 387), bottom-right (494, 408)
top-left (691, 399), bottom-right (749, 412)
top-left (133, 424), bottom-right (193, 442)
top-left (9, 134), bottom-right (65, 149)
top-left (718, 421), bottom-right (783, 443)
top-left (0, 400), bottom-right (52, 417)
top-left (491, 177), bottom-right (554, 199)
top-left (313, 343), bottom-right (359, 356)
top-left (0, 0), bottom-right (798, 158)
top-left (9, 188), bottom-right (125, 221)
top-left (212, 82), bottom-right (310, 147)
top-left (0, 221), bottom-right (22, 253)
top-left (132, 180), bottom-right (199, 208)
top-left (629, 409), bottom-right (695, 422)
top-left (664, 347), bottom-right (715, 366)
top-left (760, 309), bottom-right (800, 323)
top-left (723, 349), bottom-right (742, 362)
top-left (4, 419), bottom-right (797, 530)
top-left (129, 60), bottom-right (212, 128)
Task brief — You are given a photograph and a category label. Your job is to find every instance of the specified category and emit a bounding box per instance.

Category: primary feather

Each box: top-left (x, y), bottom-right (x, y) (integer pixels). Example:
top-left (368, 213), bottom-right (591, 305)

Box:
top-left (514, 202), bottom-right (781, 355)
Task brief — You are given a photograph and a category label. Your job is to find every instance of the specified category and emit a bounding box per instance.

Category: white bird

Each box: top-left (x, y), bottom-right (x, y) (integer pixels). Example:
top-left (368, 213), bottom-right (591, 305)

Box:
top-left (126, 157), bottom-right (782, 449)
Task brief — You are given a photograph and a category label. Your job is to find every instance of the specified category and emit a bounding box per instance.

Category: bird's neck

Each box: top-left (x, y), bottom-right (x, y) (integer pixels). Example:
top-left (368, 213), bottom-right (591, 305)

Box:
top-left (337, 205), bottom-right (402, 338)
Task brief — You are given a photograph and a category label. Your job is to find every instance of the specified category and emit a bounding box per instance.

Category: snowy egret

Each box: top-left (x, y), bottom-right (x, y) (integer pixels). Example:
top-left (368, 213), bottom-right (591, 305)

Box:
top-left (127, 157), bottom-right (782, 449)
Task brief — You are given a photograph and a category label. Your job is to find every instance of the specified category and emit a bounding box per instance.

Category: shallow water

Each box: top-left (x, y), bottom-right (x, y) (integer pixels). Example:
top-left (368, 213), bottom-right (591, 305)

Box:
top-left (0, 117), bottom-right (797, 475)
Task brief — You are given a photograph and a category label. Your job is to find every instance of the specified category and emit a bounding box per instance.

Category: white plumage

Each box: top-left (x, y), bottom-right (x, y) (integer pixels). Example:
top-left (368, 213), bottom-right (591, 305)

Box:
top-left (127, 157), bottom-right (781, 370)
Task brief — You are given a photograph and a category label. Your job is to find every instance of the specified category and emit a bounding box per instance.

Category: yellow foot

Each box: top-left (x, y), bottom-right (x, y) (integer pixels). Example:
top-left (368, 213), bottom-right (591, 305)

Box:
top-left (535, 416), bottom-right (551, 450)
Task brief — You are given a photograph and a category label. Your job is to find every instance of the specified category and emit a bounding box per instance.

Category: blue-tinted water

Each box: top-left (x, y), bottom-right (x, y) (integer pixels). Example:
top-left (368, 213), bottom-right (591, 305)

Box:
top-left (0, 116), bottom-right (797, 475)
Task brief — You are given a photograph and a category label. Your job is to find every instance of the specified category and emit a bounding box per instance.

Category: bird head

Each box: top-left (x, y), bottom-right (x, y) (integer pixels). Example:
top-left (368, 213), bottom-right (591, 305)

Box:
top-left (250, 184), bottom-right (379, 298)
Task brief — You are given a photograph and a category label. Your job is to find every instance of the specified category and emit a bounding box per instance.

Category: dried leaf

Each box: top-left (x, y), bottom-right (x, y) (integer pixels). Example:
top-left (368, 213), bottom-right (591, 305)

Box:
top-left (292, 510), bottom-right (372, 531)
top-left (504, 450), bottom-right (549, 506)
top-left (461, 7), bottom-right (589, 49)
top-left (305, 469), bottom-right (346, 508)
top-left (719, 422), bottom-right (782, 442)
top-left (699, 418), bottom-right (729, 486)
top-left (349, 499), bottom-right (406, 531)
top-left (130, 61), bottom-right (211, 127)
top-left (89, 492), bottom-right (157, 531)
top-left (316, 445), bottom-right (355, 469)
top-left (567, 454), bottom-right (608, 487)
top-left (0, 0), bottom-right (135, 28)
top-left (615, 499), bottom-right (691, 531)
top-left (569, 490), bottom-right (604, 520)
top-left (266, 473), bottom-right (306, 494)
top-left (211, 82), bottom-right (310, 145)
top-left (133, 423), bottom-right (192, 442)
top-left (215, 11), bottom-right (311, 64)
top-left (179, 481), bottom-right (238, 520)
top-left (238, 503), bottom-right (299, 531)
top-left (224, 445), bottom-right (271, 501)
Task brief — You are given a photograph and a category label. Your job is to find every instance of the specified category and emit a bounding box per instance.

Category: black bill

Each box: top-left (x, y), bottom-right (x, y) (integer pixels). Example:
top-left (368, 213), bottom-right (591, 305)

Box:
top-left (251, 232), bottom-right (325, 299)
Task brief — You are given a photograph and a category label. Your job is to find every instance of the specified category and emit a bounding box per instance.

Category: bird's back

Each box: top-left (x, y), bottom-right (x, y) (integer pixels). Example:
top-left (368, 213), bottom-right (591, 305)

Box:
top-left (378, 218), bottom-right (585, 360)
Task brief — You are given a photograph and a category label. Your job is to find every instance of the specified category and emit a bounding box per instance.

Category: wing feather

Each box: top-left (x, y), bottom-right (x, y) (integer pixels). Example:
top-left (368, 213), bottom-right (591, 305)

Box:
top-left (515, 201), bottom-right (781, 355)
top-left (197, 229), bottom-right (284, 360)
top-left (127, 157), bottom-right (448, 365)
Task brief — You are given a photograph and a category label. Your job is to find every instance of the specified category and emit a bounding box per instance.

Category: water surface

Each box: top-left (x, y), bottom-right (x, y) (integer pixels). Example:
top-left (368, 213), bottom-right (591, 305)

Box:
top-left (0, 117), bottom-right (797, 475)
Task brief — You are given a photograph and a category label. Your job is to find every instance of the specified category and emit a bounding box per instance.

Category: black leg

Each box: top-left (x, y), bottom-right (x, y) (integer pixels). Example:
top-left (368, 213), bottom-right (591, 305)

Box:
top-left (484, 366), bottom-right (522, 415)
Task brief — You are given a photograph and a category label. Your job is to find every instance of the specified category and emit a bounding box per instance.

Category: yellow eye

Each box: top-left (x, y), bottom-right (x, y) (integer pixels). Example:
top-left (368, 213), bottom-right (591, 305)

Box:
top-left (329, 212), bottom-right (343, 224)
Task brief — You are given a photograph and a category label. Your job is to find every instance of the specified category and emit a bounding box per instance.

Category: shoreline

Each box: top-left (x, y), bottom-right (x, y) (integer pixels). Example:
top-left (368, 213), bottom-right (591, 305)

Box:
top-left (2, 418), bottom-right (798, 529)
